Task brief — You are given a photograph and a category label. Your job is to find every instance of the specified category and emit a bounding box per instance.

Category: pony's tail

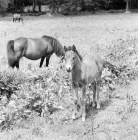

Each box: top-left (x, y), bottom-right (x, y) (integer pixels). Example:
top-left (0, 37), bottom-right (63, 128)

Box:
top-left (103, 61), bottom-right (120, 77)
top-left (7, 40), bottom-right (16, 68)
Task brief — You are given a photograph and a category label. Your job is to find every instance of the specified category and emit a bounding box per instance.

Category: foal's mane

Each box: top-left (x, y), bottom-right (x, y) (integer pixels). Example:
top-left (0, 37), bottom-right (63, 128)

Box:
top-left (42, 35), bottom-right (65, 57)
top-left (68, 46), bottom-right (83, 62)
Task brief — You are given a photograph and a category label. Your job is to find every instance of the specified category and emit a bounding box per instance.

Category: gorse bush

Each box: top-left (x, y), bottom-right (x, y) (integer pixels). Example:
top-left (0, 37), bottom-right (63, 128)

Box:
top-left (103, 36), bottom-right (138, 84)
top-left (0, 65), bottom-right (71, 131)
top-left (106, 36), bottom-right (138, 66)
top-left (0, 0), bottom-right (10, 12)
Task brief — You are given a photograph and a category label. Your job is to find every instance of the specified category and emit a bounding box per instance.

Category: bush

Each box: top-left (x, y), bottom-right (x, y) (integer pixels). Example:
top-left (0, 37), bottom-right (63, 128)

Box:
top-left (0, 0), bottom-right (10, 12)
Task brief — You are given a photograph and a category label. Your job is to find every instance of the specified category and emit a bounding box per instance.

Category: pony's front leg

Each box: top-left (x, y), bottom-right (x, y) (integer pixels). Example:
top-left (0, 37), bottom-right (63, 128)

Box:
top-left (16, 61), bottom-right (19, 70)
top-left (46, 55), bottom-right (52, 67)
top-left (81, 87), bottom-right (86, 122)
top-left (72, 87), bottom-right (79, 120)
top-left (96, 80), bottom-right (101, 109)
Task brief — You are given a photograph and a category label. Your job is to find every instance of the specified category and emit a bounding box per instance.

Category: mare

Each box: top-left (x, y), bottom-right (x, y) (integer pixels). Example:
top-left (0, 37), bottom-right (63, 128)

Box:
top-left (7, 35), bottom-right (65, 69)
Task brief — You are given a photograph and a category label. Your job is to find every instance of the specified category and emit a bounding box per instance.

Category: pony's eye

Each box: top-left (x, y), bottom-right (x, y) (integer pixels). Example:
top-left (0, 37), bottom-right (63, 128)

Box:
top-left (73, 57), bottom-right (75, 60)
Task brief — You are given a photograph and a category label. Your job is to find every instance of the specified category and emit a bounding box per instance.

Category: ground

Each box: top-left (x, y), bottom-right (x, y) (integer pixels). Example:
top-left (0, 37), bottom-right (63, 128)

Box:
top-left (0, 13), bottom-right (138, 140)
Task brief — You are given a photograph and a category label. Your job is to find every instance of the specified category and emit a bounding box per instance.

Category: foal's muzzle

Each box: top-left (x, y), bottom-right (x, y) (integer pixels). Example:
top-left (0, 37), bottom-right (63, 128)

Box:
top-left (66, 67), bottom-right (72, 72)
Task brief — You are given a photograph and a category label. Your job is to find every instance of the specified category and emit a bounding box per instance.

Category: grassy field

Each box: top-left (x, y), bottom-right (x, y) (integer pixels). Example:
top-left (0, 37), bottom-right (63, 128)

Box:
top-left (1, 13), bottom-right (138, 140)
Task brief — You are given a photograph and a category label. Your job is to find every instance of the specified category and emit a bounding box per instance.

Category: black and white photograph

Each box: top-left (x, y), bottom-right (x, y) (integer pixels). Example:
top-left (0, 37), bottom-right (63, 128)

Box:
top-left (0, 0), bottom-right (138, 140)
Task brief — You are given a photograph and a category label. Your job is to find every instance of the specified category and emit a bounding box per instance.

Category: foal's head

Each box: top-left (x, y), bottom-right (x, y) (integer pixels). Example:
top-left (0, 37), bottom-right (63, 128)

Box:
top-left (64, 45), bottom-right (82, 72)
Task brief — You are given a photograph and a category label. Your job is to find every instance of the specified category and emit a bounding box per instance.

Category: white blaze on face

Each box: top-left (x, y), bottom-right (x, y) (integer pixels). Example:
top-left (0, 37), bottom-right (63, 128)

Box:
top-left (66, 63), bottom-right (72, 72)
top-left (66, 58), bottom-right (73, 72)
top-left (65, 51), bottom-right (74, 72)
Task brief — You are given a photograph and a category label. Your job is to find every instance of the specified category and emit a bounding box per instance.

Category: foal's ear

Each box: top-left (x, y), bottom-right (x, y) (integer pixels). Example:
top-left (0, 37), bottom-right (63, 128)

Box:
top-left (72, 45), bottom-right (76, 52)
top-left (64, 46), bottom-right (68, 52)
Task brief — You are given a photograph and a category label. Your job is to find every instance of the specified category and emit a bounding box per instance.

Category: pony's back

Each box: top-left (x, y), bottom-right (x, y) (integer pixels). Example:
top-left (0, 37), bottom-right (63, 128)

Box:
top-left (13, 14), bottom-right (23, 21)
top-left (83, 54), bottom-right (104, 67)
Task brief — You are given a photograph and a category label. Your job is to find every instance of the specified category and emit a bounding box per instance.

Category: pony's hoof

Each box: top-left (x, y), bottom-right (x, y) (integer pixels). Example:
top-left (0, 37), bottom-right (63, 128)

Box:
top-left (92, 103), bottom-right (96, 108)
top-left (72, 114), bottom-right (76, 120)
top-left (97, 104), bottom-right (100, 109)
top-left (82, 117), bottom-right (86, 122)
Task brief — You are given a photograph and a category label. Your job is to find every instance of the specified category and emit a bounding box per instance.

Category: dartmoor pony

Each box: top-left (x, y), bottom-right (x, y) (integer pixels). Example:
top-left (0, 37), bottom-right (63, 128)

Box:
top-left (13, 14), bottom-right (23, 22)
top-left (64, 45), bottom-right (105, 122)
top-left (7, 36), bottom-right (65, 69)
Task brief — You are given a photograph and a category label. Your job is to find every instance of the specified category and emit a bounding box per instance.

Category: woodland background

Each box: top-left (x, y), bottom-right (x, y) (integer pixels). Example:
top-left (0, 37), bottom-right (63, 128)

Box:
top-left (0, 0), bottom-right (136, 15)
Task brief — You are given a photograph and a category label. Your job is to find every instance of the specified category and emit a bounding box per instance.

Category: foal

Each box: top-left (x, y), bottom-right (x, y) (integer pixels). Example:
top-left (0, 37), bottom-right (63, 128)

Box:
top-left (64, 45), bottom-right (104, 121)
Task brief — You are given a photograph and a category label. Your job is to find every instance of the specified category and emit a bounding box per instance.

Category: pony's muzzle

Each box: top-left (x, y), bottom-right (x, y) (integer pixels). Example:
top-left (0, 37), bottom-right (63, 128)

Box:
top-left (66, 66), bottom-right (72, 72)
top-left (67, 68), bottom-right (71, 72)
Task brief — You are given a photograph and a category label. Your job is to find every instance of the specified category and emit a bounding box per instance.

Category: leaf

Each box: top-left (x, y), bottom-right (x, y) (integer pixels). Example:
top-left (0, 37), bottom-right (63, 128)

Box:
top-left (23, 110), bottom-right (31, 113)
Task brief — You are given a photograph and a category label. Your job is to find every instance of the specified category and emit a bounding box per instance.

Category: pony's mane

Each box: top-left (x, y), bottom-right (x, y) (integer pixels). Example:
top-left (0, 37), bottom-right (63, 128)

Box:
top-left (67, 46), bottom-right (83, 62)
top-left (42, 35), bottom-right (65, 57)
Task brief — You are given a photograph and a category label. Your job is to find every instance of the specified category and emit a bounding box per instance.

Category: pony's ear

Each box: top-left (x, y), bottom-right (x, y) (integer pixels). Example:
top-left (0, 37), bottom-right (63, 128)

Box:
top-left (72, 45), bottom-right (76, 52)
top-left (64, 46), bottom-right (68, 52)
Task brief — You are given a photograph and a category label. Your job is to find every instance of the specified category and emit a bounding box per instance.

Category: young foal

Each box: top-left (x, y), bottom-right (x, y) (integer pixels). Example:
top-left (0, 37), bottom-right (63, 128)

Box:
top-left (64, 45), bottom-right (104, 121)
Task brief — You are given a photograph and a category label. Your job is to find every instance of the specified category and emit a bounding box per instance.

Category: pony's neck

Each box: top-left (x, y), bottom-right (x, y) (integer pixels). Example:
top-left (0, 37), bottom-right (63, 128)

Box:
top-left (53, 39), bottom-right (64, 57)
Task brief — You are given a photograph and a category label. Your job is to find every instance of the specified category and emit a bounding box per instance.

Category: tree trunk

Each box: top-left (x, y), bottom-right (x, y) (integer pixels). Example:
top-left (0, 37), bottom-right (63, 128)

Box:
top-left (50, 0), bottom-right (56, 14)
top-left (126, 0), bottom-right (129, 12)
top-left (38, 5), bottom-right (41, 12)
top-left (33, 0), bottom-right (35, 12)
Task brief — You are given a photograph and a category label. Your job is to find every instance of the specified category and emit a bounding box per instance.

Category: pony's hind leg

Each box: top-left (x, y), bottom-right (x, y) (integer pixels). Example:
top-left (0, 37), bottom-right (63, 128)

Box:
top-left (72, 87), bottom-right (79, 120)
top-left (81, 87), bottom-right (86, 121)
top-left (40, 57), bottom-right (45, 68)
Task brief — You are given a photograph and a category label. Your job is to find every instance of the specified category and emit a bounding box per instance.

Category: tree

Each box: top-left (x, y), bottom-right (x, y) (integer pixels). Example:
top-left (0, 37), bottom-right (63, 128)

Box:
top-left (32, 0), bottom-right (35, 12)
top-left (0, 0), bottom-right (10, 12)
top-left (125, 0), bottom-right (130, 12)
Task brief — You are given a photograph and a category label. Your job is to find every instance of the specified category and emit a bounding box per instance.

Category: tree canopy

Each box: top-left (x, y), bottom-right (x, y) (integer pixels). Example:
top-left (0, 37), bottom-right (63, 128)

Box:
top-left (0, 0), bottom-right (137, 14)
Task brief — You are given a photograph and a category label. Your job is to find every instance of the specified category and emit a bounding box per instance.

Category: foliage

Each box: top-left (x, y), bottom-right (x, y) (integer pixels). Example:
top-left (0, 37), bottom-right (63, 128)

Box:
top-left (104, 36), bottom-right (138, 84)
top-left (0, 65), bottom-right (71, 131)
top-left (0, 0), bottom-right (10, 12)
top-left (5, 0), bottom-right (131, 14)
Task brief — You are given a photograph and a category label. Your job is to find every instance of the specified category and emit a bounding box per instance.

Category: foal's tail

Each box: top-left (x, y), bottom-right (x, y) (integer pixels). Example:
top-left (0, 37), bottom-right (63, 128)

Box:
top-left (7, 40), bottom-right (16, 68)
top-left (103, 61), bottom-right (120, 77)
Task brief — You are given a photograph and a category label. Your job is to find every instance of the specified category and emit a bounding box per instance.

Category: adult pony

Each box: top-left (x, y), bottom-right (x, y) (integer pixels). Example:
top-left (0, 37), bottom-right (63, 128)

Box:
top-left (64, 45), bottom-right (105, 122)
top-left (13, 14), bottom-right (23, 22)
top-left (7, 35), bottom-right (65, 69)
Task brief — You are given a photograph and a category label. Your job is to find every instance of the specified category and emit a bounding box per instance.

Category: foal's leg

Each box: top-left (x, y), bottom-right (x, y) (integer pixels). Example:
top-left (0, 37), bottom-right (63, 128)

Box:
top-left (40, 57), bottom-right (45, 68)
top-left (72, 87), bottom-right (79, 120)
top-left (46, 55), bottom-right (52, 67)
top-left (96, 80), bottom-right (101, 109)
top-left (81, 87), bottom-right (86, 121)
top-left (91, 82), bottom-right (96, 107)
